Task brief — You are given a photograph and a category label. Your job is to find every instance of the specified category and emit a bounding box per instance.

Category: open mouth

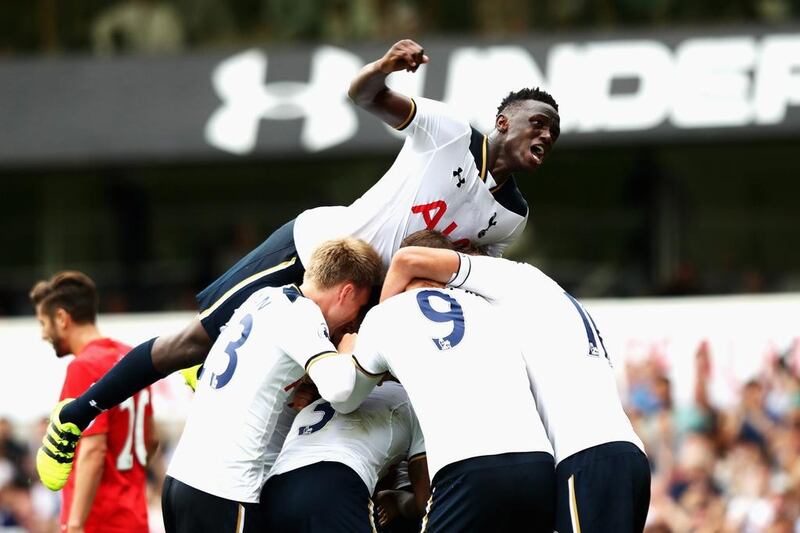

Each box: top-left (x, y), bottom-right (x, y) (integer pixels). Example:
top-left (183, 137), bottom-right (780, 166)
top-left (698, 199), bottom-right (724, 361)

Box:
top-left (529, 144), bottom-right (545, 163)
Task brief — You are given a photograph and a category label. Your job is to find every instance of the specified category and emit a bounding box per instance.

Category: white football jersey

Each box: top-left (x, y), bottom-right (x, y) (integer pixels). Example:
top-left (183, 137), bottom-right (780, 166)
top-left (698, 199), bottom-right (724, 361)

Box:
top-left (352, 287), bottom-right (552, 480)
top-left (167, 285), bottom-right (336, 503)
top-left (268, 381), bottom-right (425, 493)
top-left (449, 254), bottom-right (645, 464)
top-left (293, 97), bottom-right (529, 268)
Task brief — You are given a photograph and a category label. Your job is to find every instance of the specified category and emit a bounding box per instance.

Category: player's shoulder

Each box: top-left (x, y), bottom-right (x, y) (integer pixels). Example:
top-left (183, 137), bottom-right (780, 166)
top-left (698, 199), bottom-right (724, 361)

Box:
top-left (246, 284), bottom-right (319, 314)
top-left (369, 381), bottom-right (411, 409)
top-left (69, 338), bottom-right (129, 375)
top-left (413, 97), bottom-right (471, 130)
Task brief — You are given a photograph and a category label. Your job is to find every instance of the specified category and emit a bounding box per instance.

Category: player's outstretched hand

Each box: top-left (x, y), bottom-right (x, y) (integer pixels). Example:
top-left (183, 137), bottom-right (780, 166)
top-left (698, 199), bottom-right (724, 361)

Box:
top-left (378, 39), bottom-right (430, 74)
top-left (37, 399), bottom-right (82, 491)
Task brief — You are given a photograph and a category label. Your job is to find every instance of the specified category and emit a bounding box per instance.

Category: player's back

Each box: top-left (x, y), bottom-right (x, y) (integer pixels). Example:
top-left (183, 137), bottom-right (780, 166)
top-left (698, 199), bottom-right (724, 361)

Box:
top-left (451, 255), bottom-right (643, 464)
top-left (356, 287), bottom-right (551, 479)
top-left (168, 285), bottom-right (325, 503)
top-left (268, 381), bottom-right (423, 493)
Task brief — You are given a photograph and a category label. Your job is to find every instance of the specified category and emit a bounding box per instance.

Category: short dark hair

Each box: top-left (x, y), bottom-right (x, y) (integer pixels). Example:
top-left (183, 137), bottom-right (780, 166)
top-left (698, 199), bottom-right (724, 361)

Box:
top-left (30, 271), bottom-right (98, 324)
top-left (497, 87), bottom-right (559, 116)
top-left (400, 230), bottom-right (455, 250)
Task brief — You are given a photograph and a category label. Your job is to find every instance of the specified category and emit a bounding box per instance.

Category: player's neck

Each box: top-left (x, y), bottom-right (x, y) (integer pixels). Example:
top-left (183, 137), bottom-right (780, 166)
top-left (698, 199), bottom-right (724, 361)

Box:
top-left (69, 324), bottom-right (104, 356)
top-left (486, 133), bottom-right (511, 186)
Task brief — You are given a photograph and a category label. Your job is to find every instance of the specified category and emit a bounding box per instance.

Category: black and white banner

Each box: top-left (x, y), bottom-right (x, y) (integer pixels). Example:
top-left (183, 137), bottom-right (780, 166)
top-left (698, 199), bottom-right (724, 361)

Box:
top-left (1, 26), bottom-right (799, 166)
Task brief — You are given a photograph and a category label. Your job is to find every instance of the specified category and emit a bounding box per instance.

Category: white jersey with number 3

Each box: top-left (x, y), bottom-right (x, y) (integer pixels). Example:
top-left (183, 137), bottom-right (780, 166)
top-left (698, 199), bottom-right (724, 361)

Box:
top-left (352, 287), bottom-right (552, 480)
top-left (167, 285), bottom-right (336, 503)
top-left (449, 254), bottom-right (645, 464)
top-left (293, 97), bottom-right (529, 267)
top-left (268, 382), bottom-right (425, 493)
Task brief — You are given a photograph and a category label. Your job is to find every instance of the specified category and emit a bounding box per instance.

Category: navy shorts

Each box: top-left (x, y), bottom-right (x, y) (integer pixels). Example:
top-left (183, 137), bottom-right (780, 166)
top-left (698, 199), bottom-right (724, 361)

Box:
top-left (555, 441), bottom-right (651, 533)
top-left (162, 476), bottom-right (261, 533)
top-left (196, 219), bottom-right (305, 340)
top-left (424, 451), bottom-right (555, 533)
top-left (259, 461), bottom-right (376, 533)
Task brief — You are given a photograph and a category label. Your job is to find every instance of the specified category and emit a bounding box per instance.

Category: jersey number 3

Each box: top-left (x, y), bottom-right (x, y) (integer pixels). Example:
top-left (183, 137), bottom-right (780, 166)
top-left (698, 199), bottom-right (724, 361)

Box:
top-left (210, 313), bottom-right (253, 389)
top-left (297, 401), bottom-right (335, 435)
top-left (416, 290), bottom-right (465, 350)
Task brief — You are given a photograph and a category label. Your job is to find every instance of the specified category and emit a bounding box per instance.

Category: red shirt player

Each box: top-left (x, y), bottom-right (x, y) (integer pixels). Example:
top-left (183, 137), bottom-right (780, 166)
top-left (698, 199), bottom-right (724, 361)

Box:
top-left (31, 271), bottom-right (157, 533)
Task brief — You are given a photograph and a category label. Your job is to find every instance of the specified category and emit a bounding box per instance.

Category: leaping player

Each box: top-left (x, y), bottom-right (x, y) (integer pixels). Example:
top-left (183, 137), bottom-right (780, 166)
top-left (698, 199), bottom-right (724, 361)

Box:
top-left (37, 38), bottom-right (561, 490)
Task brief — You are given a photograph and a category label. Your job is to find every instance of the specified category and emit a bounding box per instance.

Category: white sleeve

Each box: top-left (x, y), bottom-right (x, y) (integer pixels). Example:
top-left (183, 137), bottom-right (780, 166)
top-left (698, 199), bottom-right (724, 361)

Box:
top-left (407, 404), bottom-right (426, 460)
top-left (328, 366), bottom-right (381, 414)
top-left (350, 309), bottom-right (391, 377)
top-left (448, 253), bottom-right (518, 304)
top-left (307, 354), bottom-right (356, 405)
top-left (276, 298), bottom-right (337, 369)
top-left (398, 97), bottom-right (471, 152)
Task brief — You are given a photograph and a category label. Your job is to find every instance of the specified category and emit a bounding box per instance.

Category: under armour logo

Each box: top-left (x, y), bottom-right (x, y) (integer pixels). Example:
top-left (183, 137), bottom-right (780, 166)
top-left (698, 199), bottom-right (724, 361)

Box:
top-left (205, 47), bottom-right (362, 154)
top-left (452, 167), bottom-right (465, 188)
top-left (478, 213), bottom-right (497, 238)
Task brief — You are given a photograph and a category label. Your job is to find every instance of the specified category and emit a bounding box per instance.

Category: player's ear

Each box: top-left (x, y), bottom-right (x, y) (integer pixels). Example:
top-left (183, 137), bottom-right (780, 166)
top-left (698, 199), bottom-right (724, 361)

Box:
top-left (495, 114), bottom-right (509, 134)
top-left (338, 282), bottom-right (356, 303)
top-left (53, 308), bottom-right (70, 331)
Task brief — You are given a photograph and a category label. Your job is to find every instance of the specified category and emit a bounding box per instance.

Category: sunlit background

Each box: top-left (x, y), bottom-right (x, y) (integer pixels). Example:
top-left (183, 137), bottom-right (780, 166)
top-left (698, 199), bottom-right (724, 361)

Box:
top-left (1, 1), bottom-right (800, 532)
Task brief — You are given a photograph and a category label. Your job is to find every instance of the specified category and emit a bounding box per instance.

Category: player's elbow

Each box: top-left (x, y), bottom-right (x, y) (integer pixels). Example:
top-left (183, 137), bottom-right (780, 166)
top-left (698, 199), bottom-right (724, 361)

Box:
top-left (330, 396), bottom-right (360, 415)
top-left (308, 356), bottom-right (357, 406)
top-left (319, 385), bottom-right (354, 406)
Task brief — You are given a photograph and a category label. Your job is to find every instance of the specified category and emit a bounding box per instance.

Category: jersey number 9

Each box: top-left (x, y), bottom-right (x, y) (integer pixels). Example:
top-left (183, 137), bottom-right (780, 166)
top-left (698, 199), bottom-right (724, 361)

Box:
top-left (416, 290), bottom-right (465, 350)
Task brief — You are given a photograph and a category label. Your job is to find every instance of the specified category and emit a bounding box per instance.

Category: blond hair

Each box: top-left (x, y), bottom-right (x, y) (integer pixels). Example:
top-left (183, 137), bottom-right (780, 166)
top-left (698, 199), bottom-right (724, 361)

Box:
top-left (304, 238), bottom-right (383, 289)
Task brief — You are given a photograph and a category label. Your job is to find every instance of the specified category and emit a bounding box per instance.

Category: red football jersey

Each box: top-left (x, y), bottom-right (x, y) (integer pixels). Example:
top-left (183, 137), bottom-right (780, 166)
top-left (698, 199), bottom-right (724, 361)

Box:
top-left (59, 338), bottom-right (152, 533)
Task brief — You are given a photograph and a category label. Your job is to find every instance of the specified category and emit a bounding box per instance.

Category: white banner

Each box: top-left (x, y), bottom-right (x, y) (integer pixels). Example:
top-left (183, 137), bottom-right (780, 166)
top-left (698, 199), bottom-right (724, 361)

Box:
top-left (2, 294), bottom-right (798, 425)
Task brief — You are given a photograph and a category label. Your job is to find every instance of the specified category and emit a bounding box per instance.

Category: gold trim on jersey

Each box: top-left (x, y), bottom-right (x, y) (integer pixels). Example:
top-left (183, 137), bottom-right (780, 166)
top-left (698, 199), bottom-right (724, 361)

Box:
top-left (235, 503), bottom-right (244, 533)
top-left (395, 98), bottom-right (417, 131)
top-left (352, 356), bottom-right (385, 378)
top-left (304, 351), bottom-right (339, 371)
top-left (199, 256), bottom-right (298, 319)
top-left (489, 177), bottom-right (507, 194)
top-left (408, 452), bottom-right (427, 465)
top-left (480, 134), bottom-right (488, 181)
top-left (368, 499), bottom-right (378, 533)
top-left (568, 474), bottom-right (582, 533)
top-left (420, 490), bottom-right (434, 533)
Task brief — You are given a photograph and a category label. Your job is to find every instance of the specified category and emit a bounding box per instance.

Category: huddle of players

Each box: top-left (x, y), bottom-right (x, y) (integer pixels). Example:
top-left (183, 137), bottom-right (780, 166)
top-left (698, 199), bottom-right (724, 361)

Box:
top-left (36, 38), bottom-right (651, 532)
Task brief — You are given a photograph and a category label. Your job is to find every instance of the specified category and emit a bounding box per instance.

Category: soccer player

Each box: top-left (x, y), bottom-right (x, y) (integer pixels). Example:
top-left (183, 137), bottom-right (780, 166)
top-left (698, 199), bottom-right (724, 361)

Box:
top-left (260, 380), bottom-right (428, 532)
top-left (379, 247), bottom-right (651, 533)
top-left (30, 271), bottom-right (156, 533)
top-left (37, 37), bottom-right (561, 490)
top-left (309, 284), bottom-right (556, 532)
top-left (161, 238), bottom-right (382, 533)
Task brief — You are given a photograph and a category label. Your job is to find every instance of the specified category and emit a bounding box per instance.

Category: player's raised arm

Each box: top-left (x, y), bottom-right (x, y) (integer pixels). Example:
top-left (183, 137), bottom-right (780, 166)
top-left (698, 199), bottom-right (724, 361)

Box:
top-left (380, 247), bottom-right (460, 302)
top-left (348, 39), bottom-right (429, 129)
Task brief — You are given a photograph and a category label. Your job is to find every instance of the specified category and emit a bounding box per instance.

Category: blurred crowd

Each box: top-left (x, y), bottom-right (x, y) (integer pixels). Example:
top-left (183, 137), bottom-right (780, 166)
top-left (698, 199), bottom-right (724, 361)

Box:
top-left (0, 417), bottom-right (169, 533)
top-left (3, 341), bottom-right (799, 531)
top-left (631, 341), bottom-right (800, 532)
top-left (2, 0), bottom-right (800, 56)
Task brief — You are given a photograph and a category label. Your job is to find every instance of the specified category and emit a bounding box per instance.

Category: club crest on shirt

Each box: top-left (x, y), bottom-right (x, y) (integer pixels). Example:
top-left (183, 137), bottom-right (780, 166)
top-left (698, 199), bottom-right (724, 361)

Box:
top-left (478, 213), bottom-right (497, 238)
